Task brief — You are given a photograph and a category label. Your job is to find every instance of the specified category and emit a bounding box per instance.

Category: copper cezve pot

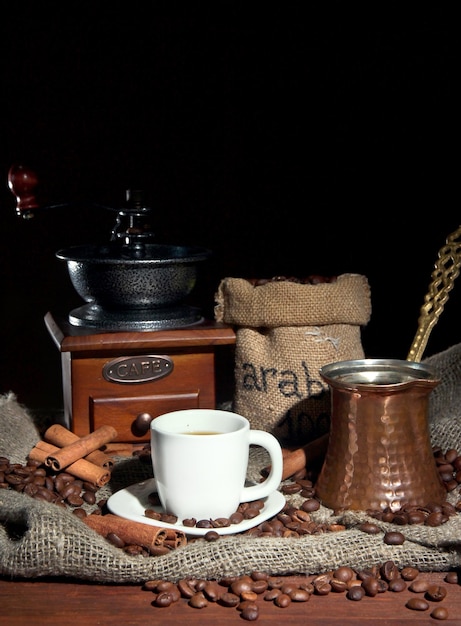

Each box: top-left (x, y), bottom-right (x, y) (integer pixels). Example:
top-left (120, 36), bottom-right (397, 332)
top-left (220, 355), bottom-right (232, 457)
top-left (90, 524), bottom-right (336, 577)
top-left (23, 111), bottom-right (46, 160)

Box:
top-left (315, 358), bottom-right (446, 511)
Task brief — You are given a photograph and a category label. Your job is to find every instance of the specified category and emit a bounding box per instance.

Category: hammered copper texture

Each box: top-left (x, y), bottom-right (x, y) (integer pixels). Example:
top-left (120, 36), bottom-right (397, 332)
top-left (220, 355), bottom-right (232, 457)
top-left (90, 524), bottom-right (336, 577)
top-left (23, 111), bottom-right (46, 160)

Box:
top-left (316, 375), bottom-right (446, 511)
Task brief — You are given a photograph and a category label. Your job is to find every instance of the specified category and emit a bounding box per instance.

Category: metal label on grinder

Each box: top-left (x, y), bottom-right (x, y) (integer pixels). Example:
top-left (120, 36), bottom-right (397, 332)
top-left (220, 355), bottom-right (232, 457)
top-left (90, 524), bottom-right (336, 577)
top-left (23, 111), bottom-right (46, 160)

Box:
top-left (103, 355), bottom-right (174, 384)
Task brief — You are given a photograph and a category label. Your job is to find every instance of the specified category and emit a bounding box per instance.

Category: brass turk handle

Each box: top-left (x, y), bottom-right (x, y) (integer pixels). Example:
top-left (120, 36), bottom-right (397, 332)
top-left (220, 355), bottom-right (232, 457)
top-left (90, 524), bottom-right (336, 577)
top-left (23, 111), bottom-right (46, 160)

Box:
top-left (407, 225), bottom-right (461, 363)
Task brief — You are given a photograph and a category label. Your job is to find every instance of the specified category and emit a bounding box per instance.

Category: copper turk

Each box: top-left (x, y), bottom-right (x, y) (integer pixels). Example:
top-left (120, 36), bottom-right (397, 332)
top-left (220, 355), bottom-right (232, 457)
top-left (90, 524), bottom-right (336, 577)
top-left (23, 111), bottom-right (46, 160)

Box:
top-left (315, 225), bottom-right (461, 511)
top-left (315, 359), bottom-right (445, 511)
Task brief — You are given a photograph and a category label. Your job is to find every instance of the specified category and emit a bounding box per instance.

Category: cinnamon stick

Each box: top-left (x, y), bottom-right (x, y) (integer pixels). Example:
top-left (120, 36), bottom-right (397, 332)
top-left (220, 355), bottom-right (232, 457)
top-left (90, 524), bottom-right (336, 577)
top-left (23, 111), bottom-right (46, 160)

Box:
top-left (29, 441), bottom-right (111, 487)
top-left (82, 513), bottom-right (187, 551)
top-left (279, 433), bottom-right (329, 480)
top-left (45, 425), bottom-right (118, 471)
top-left (44, 424), bottom-right (114, 468)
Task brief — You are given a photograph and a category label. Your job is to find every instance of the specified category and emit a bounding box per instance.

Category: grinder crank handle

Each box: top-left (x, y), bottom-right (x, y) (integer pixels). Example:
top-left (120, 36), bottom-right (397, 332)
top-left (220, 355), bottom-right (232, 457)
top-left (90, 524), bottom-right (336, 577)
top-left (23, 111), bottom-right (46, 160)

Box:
top-left (7, 163), bottom-right (114, 220)
top-left (407, 225), bottom-right (461, 363)
top-left (7, 164), bottom-right (41, 218)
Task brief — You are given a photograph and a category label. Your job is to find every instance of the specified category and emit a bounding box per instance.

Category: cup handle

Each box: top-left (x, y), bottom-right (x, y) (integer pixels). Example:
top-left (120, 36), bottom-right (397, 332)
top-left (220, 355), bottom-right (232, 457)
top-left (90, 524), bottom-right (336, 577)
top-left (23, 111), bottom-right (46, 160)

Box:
top-left (240, 430), bottom-right (283, 502)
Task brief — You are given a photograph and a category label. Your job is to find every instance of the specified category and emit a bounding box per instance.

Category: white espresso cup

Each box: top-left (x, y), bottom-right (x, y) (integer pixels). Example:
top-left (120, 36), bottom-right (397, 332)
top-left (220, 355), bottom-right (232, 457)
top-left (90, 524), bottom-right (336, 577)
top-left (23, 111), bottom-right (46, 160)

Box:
top-left (150, 408), bottom-right (283, 522)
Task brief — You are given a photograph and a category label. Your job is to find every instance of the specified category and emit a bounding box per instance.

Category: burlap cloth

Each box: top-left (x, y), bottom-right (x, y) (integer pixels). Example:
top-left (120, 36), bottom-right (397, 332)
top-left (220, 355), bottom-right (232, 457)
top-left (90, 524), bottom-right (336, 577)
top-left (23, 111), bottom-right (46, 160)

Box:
top-left (1, 343), bottom-right (461, 583)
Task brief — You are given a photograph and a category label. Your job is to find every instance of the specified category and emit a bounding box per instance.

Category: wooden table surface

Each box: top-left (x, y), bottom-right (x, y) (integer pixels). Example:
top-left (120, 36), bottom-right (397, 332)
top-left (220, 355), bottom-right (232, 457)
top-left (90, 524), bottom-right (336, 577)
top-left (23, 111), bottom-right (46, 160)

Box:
top-left (1, 571), bottom-right (460, 625)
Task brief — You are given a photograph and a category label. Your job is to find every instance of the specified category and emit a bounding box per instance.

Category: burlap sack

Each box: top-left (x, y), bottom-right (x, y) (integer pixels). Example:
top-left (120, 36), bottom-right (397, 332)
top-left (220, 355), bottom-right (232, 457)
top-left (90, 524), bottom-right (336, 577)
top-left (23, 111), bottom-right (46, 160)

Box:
top-left (214, 274), bottom-right (372, 444)
top-left (2, 335), bottom-right (461, 584)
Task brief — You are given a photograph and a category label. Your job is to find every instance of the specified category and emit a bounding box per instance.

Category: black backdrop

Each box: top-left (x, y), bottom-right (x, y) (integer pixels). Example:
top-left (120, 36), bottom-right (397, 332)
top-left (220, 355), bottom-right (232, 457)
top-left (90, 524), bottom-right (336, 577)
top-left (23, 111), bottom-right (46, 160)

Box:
top-left (0, 5), bottom-right (458, 411)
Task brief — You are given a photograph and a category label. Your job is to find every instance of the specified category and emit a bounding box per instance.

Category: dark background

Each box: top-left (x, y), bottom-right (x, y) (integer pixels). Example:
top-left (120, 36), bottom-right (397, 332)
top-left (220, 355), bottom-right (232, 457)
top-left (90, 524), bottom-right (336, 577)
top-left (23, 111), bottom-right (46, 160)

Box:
top-left (0, 5), bottom-right (458, 413)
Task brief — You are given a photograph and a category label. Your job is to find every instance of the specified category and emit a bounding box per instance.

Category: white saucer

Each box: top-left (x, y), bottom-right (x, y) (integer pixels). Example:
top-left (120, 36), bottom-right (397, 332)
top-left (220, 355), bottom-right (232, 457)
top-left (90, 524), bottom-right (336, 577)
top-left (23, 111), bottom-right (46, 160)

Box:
top-left (107, 478), bottom-right (286, 537)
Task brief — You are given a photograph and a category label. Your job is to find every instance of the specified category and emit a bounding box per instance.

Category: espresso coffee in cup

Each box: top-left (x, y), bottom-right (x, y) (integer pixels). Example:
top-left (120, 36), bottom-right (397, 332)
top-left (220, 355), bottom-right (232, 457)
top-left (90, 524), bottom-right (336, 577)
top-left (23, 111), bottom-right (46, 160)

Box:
top-left (150, 408), bottom-right (283, 522)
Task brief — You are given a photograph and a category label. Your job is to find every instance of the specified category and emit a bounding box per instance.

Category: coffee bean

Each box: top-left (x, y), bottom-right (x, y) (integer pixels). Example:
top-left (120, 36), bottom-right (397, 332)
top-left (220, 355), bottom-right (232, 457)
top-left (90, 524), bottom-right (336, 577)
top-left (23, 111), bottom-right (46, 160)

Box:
top-left (407, 510), bottom-right (426, 524)
top-left (333, 566), bottom-right (355, 582)
top-left (295, 478), bottom-right (314, 489)
top-left (442, 502), bottom-right (457, 516)
top-left (66, 493), bottom-right (84, 507)
top-left (274, 593), bottom-right (291, 608)
top-left (238, 599), bottom-right (258, 611)
top-left (196, 519), bottom-right (213, 528)
top-left (211, 517), bottom-right (230, 528)
top-left (425, 511), bottom-right (444, 526)
top-left (357, 566), bottom-right (379, 581)
top-left (159, 584), bottom-right (180, 603)
top-left (5, 473), bottom-right (24, 486)
top-left (82, 490), bottom-right (96, 504)
top-left (431, 606), bottom-right (449, 620)
top-left (251, 580), bottom-right (268, 594)
top-left (401, 566), bottom-right (419, 581)
top-left (22, 482), bottom-right (38, 497)
top-left (240, 604), bottom-right (259, 620)
top-left (264, 588), bottom-right (282, 601)
top-left (35, 485), bottom-right (54, 501)
top-left (380, 560), bottom-right (399, 581)
top-left (346, 586), bottom-right (365, 601)
top-left (242, 507), bottom-right (261, 520)
top-left (409, 579), bottom-right (429, 593)
top-left (188, 591), bottom-right (208, 608)
top-left (362, 577), bottom-right (380, 597)
top-left (388, 578), bottom-right (407, 592)
top-left (281, 482), bottom-right (302, 494)
top-left (312, 575), bottom-right (331, 596)
top-left (229, 511), bottom-right (244, 524)
top-left (220, 591), bottom-right (240, 607)
top-left (289, 588), bottom-right (311, 602)
top-left (146, 491), bottom-right (161, 505)
top-left (231, 576), bottom-right (254, 595)
top-left (177, 579), bottom-right (195, 598)
top-left (330, 578), bottom-right (348, 593)
top-left (124, 544), bottom-right (146, 556)
top-left (154, 591), bottom-right (174, 607)
top-left (444, 571), bottom-right (459, 584)
top-left (241, 590), bottom-right (258, 603)
top-left (383, 531), bottom-right (405, 545)
top-left (358, 522), bottom-right (381, 534)
top-left (204, 530), bottom-right (219, 542)
top-left (280, 582), bottom-right (297, 596)
top-left (301, 498), bottom-right (320, 512)
top-left (406, 597), bottom-right (429, 611)
top-left (202, 581), bottom-right (222, 602)
top-left (425, 584), bottom-right (447, 602)
top-left (82, 481), bottom-right (98, 492)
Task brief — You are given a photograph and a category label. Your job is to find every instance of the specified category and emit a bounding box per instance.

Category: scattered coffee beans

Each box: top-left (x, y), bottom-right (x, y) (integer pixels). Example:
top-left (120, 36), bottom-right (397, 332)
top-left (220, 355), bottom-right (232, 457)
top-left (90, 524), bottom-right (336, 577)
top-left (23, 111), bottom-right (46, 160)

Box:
top-left (139, 563), bottom-right (454, 620)
top-left (247, 275), bottom-right (338, 286)
top-left (0, 456), bottom-right (103, 510)
top-left (2, 442), bottom-right (460, 622)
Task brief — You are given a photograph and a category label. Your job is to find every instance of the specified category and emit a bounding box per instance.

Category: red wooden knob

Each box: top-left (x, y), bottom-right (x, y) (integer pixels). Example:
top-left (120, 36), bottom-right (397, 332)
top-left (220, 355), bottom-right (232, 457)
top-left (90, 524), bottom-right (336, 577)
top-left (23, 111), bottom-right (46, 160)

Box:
top-left (7, 164), bottom-right (40, 218)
